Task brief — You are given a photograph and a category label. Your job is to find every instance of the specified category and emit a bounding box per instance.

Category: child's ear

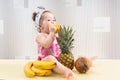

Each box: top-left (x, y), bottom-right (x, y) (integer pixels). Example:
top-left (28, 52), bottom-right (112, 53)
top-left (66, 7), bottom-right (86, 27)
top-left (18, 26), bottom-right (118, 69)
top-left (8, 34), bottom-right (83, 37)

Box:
top-left (39, 25), bottom-right (43, 31)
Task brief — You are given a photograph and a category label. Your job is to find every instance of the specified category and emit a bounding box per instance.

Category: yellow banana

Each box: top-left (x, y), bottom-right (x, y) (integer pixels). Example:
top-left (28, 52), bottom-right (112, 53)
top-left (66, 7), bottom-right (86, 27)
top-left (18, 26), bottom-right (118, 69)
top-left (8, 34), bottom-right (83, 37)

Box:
top-left (31, 66), bottom-right (52, 76)
top-left (24, 62), bottom-right (35, 78)
top-left (54, 24), bottom-right (60, 33)
top-left (33, 60), bottom-right (56, 70)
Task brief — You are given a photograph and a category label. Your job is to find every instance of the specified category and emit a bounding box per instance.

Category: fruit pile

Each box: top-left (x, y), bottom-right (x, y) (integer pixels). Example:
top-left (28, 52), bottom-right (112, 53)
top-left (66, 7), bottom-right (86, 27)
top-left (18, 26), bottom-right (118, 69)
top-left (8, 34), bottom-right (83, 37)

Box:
top-left (24, 60), bottom-right (56, 78)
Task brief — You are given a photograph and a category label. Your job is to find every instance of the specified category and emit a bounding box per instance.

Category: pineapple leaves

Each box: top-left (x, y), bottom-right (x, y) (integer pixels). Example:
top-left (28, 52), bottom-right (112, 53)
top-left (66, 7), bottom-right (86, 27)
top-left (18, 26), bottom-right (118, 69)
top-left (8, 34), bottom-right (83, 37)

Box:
top-left (58, 25), bottom-right (75, 53)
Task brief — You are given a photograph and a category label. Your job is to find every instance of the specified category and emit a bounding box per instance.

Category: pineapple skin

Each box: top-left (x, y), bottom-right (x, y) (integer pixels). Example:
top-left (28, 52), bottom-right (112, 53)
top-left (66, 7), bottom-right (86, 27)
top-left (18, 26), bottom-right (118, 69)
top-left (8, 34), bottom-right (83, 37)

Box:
top-left (58, 53), bottom-right (74, 70)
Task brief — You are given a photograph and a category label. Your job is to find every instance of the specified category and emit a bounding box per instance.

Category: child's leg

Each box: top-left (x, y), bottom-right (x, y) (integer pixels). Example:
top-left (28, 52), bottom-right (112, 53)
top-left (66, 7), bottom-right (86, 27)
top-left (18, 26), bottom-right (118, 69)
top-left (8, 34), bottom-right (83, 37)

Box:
top-left (42, 55), bottom-right (75, 80)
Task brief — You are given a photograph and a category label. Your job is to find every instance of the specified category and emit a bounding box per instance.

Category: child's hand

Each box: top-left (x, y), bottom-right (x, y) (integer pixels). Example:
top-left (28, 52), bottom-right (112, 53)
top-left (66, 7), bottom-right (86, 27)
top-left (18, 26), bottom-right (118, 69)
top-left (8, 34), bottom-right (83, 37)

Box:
top-left (49, 25), bottom-right (56, 34)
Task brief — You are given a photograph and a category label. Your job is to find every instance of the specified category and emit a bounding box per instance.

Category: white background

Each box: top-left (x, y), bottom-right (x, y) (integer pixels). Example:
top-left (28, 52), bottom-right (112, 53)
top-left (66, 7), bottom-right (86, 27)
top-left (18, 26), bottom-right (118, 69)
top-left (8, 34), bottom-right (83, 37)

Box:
top-left (0, 0), bottom-right (120, 59)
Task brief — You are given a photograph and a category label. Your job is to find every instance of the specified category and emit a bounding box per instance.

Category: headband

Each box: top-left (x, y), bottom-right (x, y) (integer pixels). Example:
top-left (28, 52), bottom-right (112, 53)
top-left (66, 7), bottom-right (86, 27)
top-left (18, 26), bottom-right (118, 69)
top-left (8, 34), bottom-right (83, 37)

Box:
top-left (35, 7), bottom-right (46, 28)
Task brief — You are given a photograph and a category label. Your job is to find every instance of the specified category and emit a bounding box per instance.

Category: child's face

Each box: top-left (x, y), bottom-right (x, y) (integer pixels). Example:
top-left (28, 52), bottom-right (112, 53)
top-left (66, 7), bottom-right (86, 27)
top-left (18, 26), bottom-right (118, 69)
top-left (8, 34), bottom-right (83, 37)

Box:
top-left (40, 12), bottom-right (56, 33)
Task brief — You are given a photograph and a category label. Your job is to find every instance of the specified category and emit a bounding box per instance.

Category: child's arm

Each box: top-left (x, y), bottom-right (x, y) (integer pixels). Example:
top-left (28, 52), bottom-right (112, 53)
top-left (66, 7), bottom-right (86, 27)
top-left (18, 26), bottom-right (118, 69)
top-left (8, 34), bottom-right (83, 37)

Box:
top-left (36, 32), bottom-right (55, 48)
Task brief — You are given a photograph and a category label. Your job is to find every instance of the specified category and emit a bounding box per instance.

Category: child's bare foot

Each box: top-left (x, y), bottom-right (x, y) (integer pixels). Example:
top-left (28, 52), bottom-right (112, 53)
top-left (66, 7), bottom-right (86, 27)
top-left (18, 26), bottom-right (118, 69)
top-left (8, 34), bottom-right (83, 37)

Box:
top-left (66, 70), bottom-right (76, 80)
top-left (90, 56), bottom-right (98, 61)
top-left (89, 56), bottom-right (98, 66)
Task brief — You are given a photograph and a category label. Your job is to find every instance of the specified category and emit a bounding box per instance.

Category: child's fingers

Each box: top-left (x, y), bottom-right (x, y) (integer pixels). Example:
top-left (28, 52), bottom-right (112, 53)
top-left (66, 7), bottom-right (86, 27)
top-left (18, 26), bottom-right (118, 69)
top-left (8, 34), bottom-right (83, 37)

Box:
top-left (49, 25), bottom-right (56, 33)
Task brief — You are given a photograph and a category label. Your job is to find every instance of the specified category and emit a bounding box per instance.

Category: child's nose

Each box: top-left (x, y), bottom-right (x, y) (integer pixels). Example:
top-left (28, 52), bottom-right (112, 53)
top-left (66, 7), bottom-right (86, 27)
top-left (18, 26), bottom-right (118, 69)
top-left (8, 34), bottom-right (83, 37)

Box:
top-left (51, 21), bottom-right (55, 24)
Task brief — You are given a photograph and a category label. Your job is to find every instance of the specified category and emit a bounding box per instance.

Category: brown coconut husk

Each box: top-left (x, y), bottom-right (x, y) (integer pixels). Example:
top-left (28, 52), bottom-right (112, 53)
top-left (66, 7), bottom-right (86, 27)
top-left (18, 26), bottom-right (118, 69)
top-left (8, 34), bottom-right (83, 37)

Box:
top-left (74, 57), bottom-right (92, 73)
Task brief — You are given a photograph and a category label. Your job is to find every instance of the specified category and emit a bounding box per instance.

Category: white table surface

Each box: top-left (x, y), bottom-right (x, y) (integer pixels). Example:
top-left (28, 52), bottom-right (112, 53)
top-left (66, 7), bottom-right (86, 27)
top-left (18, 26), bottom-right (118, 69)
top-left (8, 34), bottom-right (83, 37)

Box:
top-left (0, 59), bottom-right (120, 80)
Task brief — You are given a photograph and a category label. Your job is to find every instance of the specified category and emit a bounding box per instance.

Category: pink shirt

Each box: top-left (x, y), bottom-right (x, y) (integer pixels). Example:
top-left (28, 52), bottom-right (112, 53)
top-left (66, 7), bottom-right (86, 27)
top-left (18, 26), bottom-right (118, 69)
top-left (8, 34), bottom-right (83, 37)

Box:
top-left (37, 38), bottom-right (61, 60)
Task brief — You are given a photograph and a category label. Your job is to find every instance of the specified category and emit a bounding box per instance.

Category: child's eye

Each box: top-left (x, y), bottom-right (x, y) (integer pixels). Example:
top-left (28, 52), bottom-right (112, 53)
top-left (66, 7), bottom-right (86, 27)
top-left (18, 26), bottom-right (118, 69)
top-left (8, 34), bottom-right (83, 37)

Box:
top-left (47, 19), bottom-right (56, 22)
top-left (47, 19), bottom-right (51, 21)
top-left (53, 19), bottom-right (56, 21)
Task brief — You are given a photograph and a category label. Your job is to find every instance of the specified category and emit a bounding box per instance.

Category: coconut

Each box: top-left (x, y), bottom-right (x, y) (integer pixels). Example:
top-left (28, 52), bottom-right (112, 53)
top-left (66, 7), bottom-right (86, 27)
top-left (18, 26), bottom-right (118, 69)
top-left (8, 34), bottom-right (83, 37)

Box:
top-left (74, 57), bottom-right (91, 73)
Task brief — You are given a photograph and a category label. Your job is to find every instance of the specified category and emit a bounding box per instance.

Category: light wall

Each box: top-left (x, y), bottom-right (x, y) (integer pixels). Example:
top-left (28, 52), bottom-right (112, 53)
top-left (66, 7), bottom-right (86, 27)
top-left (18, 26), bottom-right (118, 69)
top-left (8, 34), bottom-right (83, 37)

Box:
top-left (0, 0), bottom-right (120, 59)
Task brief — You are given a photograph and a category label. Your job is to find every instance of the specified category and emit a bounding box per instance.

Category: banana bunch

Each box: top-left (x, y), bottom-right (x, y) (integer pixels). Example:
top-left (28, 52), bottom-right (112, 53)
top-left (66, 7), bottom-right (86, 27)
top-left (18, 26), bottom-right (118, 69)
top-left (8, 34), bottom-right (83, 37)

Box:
top-left (24, 60), bottom-right (56, 78)
top-left (24, 62), bottom-right (35, 77)
top-left (33, 60), bottom-right (56, 70)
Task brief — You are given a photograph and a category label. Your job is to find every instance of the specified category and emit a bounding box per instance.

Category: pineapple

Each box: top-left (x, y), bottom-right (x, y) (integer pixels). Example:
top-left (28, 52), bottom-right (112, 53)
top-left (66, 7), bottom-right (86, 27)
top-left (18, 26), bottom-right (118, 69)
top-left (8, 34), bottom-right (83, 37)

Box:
top-left (57, 25), bottom-right (74, 70)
